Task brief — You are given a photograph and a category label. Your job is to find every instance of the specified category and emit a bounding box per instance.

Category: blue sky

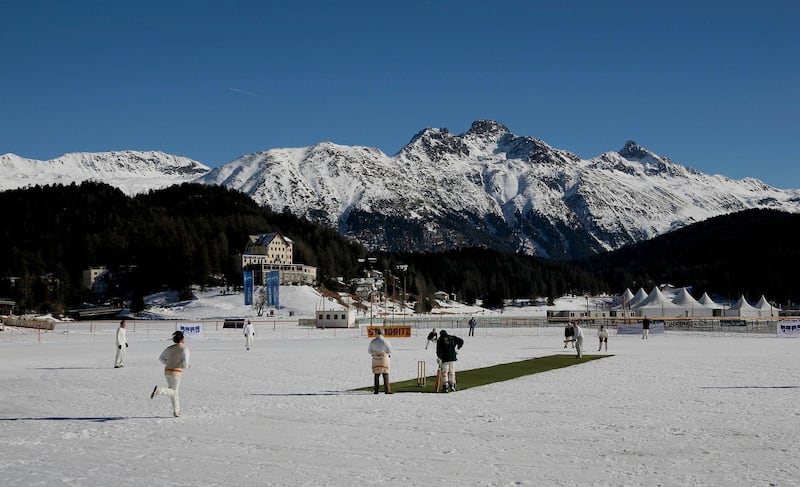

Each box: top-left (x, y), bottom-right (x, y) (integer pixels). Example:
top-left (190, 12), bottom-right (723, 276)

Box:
top-left (1, 1), bottom-right (798, 188)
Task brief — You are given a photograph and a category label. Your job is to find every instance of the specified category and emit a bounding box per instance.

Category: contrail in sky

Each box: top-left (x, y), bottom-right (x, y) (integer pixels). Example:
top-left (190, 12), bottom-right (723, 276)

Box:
top-left (228, 87), bottom-right (267, 99)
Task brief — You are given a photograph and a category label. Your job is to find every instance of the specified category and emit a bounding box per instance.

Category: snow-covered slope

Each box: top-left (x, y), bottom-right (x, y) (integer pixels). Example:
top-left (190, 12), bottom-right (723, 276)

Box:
top-left (0, 151), bottom-right (209, 195)
top-left (4, 120), bottom-right (799, 258)
top-left (198, 120), bottom-right (800, 257)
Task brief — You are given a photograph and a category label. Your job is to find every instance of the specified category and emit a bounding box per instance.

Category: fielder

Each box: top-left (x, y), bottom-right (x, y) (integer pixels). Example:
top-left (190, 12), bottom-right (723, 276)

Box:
top-left (151, 330), bottom-right (191, 417)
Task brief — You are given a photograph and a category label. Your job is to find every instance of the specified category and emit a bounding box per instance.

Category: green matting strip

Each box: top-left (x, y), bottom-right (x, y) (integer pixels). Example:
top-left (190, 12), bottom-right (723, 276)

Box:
top-left (356, 354), bottom-right (611, 393)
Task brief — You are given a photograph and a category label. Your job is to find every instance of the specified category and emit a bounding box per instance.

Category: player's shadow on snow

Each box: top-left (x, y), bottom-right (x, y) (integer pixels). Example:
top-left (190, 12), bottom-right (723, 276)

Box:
top-left (524, 346), bottom-right (572, 350)
top-left (700, 385), bottom-right (800, 389)
top-left (0, 416), bottom-right (161, 422)
top-left (32, 367), bottom-right (104, 370)
top-left (251, 391), bottom-right (369, 397)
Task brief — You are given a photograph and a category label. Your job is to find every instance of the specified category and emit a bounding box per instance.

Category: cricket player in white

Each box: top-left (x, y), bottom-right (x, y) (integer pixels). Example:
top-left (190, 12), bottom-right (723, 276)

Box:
top-left (243, 320), bottom-right (255, 350)
top-left (573, 323), bottom-right (585, 358)
top-left (151, 330), bottom-right (190, 417)
top-left (114, 320), bottom-right (127, 368)
top-left (368, 328), bottom-right (393, 394)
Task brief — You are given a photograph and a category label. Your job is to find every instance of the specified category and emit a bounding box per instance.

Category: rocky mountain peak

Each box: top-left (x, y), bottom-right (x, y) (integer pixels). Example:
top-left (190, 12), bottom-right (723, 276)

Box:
top-left (465, 119), bottom-right (510, 137)
top-left (401, 127), bottom-right (470, 161)
top-left (619, 140), bottom-right (654, 160)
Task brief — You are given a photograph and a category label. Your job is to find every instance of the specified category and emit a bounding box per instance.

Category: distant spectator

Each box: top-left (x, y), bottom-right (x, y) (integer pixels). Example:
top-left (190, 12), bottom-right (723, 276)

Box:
top-left (468, 317), bottom-right (477, 337)
top-left (597, 325), bottom-right (609, 351)
top-left (642, 316), bottom-right (651, 340)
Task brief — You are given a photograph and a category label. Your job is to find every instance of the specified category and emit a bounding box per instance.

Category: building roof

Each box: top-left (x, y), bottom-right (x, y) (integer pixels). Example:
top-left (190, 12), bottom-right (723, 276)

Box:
top-left (250, 233), bottom-right (294, 246)
top-left (251, 233), bottom-right (278, 246)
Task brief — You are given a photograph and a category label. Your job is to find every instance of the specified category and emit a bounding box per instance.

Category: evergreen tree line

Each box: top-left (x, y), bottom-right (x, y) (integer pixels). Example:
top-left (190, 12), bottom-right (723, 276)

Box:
top-left (368, 249), bottom-right (603, 311)
top-left (1, 182), bottom-right (797, 313)
top-left (0, 182), bottom-right (362, 313)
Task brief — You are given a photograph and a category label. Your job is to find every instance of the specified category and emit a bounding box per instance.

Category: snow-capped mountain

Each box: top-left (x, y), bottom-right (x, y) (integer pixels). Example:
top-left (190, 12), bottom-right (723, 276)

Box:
top-left (197, 120), bottom-right (800, 257)
top-left (4, 120), bottom-right (799, 258)
top-left (0, 151), bottom-right (209, 195)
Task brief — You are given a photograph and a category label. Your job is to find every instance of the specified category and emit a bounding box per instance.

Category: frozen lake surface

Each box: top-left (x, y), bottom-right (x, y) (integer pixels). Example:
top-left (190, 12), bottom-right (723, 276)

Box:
top-left (1, 321), bottom-right (797, 486)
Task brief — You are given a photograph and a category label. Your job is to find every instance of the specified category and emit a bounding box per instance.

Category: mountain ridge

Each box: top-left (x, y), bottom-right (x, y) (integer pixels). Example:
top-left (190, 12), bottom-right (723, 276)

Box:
top-left (0, 150), bottom-right (210, 195)
top-left (3, 120), bottom-right (799, 259)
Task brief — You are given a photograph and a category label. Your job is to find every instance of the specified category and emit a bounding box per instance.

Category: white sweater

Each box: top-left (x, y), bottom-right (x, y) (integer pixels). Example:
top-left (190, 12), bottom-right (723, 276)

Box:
top-left (159, 343), bottom-right (190, 370)
top-left (116, 327), bottom-right (127, 347)
top-left (368, 335), bottom-right (392, 355)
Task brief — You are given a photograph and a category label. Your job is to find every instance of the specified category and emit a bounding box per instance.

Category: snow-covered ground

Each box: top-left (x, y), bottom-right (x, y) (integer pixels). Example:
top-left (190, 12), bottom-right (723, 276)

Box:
top-left (1, 288), bottom-right (797, 486)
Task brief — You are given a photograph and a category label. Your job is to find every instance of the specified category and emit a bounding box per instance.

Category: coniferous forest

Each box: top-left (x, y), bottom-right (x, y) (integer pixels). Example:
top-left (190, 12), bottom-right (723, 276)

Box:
top-left (1, 182), bottom-right (798, 314)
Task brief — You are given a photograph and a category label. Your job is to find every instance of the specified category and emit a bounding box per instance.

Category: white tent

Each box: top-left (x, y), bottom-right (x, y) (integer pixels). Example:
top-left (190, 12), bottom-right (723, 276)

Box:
top-left (698, 292), bottom-right (718, 307)
top-left (725, 296), bottom-right (760, 317)
top-left (672, 287), bottom-right (716, 317)
top-left (619, 288), bottom-right (635, 307)
top-left (672, 287), bottom-right (701, 307)
top-left (627, 288), bottom-right (649, 308)
top-left (754, 296), bottom-right (776, 317)
top-left (659, 284), bottom-right (682, 301)
top-left (633, 286), bottom-right (682, 318)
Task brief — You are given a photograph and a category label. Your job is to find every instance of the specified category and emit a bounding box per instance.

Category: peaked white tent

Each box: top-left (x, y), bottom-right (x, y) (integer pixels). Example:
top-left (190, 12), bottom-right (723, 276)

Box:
top-left (725, 296), bottom-right (760, 317)
top-left (672, 288), bottom-right (716, 317)
top-left (619, 288), bottom-right (635, 307)
top-left (698, 292), bottom-right (718, 307)
top-left (754, 296), bottom-right (775, 317)
top-left (672, 288), bottom-right (701, 307)
top-left (659, 284), bottom-right (682, 301)
top-left (633, 287), bottom-right (682, 317)
top-left (627, 288), bottom-right (649, 308)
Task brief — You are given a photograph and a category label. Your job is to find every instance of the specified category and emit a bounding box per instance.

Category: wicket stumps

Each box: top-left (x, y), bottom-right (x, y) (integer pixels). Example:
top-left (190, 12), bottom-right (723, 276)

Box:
top-left (416, 360), bottom-right (426, 387)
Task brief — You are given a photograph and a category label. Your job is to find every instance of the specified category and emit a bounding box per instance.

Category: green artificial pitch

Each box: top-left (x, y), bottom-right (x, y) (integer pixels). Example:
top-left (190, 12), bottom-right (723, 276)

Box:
top-left (356, 354), bottom-right (611, 393)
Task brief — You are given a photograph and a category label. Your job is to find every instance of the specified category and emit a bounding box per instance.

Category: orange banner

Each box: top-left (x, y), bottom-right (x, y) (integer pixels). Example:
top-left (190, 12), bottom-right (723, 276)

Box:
top-left (367, 326), bottom-right (412, 338)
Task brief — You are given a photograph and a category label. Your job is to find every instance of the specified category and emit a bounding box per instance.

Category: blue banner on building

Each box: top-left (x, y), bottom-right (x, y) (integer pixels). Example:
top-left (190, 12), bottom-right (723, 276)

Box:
top-left (266, 270), bottom-right (280, 307)
top-left (243, 271), bottom-right (253, 306)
